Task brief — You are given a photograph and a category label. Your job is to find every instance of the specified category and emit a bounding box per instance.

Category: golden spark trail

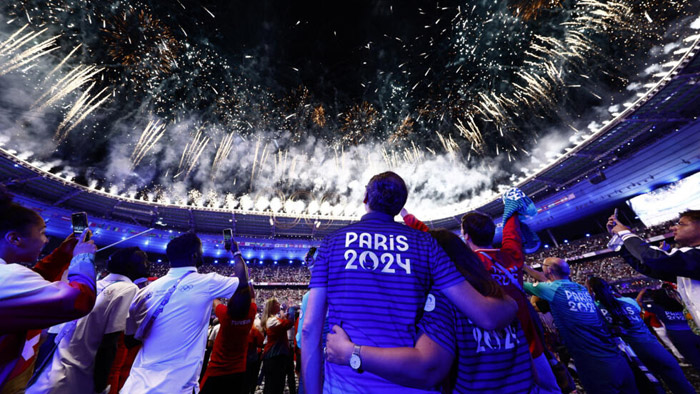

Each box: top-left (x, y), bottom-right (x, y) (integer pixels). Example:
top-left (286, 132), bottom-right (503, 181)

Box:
top-left (44, 44), bottom-right (83, 83)
top-left (211, 133), bottom-right (234, 176)
top-left (176, 127), bottom-right (210, 178)
top-left (55, 84), bottom-right (111, 142)
top-left (34, 65), bottom-right (104, 111)
top-left (130, 120), bottom-right (167, 169)
top-left (250, 139), bottom-right (261, 188)
top-left (0, 25), bottom-right (59, 76)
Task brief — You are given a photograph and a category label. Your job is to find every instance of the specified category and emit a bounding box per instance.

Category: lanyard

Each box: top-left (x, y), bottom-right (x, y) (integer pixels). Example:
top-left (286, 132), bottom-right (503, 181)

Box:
top-left (137, 270), bottom-right (195, 340)
top-left (478, 251), bottom-right (525, 293)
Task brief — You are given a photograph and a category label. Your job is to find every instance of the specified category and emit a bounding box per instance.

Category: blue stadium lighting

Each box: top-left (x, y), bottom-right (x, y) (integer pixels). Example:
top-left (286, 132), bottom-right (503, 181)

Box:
top-left (544, 244), bottom-right (550, 249)
top-left (214, 260), bottom-right (218, 264)
top-left (289, 260), bottom-right (293, 264)
top-left (246, 260), bottom-right (250, 265)
top-left (564, 239), bottom-right (569, 243)
top-left (157, 259), bottom-right (162, 263)
top-left (274, 261), bottom-right (278, 265)
top-left (258, 261), bottom-right (263, 265)
top-left (301, 261), bottom-right (305, 265)
top-left (585, 233), bottom-right (590, 237)
top-left (229, 260), bottom-right (234, 265)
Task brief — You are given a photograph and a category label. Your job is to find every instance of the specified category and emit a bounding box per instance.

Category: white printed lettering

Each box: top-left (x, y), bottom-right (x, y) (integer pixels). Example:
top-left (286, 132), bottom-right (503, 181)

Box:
top-left (381, 253), bottom-right (395, 273)
top-left (396, 254), bottom-right (411, 274)
top-left (359, 233), bottom-right (372, 248)
top-left (344, 249), bottom-right (358, 270)
top-left (374, 234), bottom-right (388, 251)
top-left (396, 235), bottom-right (409, 251)
top-left (346, 232), bottom-right (358, 248)
top-left (473, 323), bottom-right (519, 354)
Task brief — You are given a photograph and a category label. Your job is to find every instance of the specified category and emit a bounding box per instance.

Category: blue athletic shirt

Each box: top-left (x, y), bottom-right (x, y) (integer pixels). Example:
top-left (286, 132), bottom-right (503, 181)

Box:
top-left (418, 292), bottom-right (534, 394)
top-left (524, 280), bottom-right (620, 360)
top-left (644, 301), bottom-right (692, 331)
top-left (309, 211), bottom-right (465, 394)
top-left (596, 297), bottom-right (657, 344)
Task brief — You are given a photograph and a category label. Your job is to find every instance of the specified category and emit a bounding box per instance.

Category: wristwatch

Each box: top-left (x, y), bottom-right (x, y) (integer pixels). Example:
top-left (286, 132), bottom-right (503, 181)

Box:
top-left (350, 344), bottom-right (362, 371)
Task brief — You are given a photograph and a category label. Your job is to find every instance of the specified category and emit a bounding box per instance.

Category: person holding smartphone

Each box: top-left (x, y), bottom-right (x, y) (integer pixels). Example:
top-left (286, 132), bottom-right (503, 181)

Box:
top-left (606, 210), bottom-right (700, 332)
top-left (0, 187), bottom-right (97, 392)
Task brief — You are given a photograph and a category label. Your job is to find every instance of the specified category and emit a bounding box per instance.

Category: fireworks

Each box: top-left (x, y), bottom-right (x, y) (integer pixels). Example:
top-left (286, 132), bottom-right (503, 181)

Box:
top-left (100, 6), bottom-right (180, 84)
top-left (54, 83), bottom-right (111, 142)
top-left (130, 119), bottom-right (166, 169)
top-left (0, 0), bottom-right (696, 218)
top-left (340, 102), bottom-right (380, 146)
top-left (312, 105), bottom-right (326, 127)
top-left (211, 132), bottom-right (235, 177)
top-left (0, 25), bottom-right (58, 76)
top-left (509, 0), bottom-right (562, 21)
top-left (175, 126), bottom-right (210, 179)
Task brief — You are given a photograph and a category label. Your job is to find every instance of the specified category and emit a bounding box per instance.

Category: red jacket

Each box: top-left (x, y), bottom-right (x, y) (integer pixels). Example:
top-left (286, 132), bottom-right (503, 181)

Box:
top-left (0, 248), bottom-right (96, 391)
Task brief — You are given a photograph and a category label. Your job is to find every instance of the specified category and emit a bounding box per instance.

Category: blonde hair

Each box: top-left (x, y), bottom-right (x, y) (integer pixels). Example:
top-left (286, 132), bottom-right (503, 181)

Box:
top-left (260, 297), bottom-right (278, 335)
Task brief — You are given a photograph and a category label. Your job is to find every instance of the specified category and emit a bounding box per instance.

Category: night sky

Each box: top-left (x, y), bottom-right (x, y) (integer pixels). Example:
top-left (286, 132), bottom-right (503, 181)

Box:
top-left (0, 0), bottom-right (698, 215)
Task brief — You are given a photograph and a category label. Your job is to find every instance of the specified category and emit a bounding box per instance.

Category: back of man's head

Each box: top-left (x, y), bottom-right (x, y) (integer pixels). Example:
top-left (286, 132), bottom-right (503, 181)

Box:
top-left (166, 232), bottom-right (202, 267)
top-left (461, 212), bottom-right (495, 247)
top-left (108, 247), bottom-right (149, 281)
top-left (365, 172), bottom-right (408, 216)
top-left (544, 257), bottom-right (570, 279)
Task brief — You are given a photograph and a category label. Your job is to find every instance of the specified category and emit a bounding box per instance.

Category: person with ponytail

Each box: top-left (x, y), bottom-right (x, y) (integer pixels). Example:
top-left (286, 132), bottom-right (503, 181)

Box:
top-left (0, 186), bottom-right (97, 392)
top-left (586, 276), bottom-right (695, 394)
top-left (260, 297), bottom-right (294, 394)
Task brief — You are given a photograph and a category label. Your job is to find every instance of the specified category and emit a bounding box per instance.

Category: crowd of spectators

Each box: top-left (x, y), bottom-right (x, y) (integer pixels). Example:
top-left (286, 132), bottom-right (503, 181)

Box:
top-left (528, 220), bottom-right (675, 262)
top-left (3, 174), bottom-right (698, 394)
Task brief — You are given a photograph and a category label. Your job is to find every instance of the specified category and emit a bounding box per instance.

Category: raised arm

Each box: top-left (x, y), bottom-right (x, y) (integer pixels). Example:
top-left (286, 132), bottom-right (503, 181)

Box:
top-left (501, 215), bottom-right (524, 269)
top-left (32, 234), bottom-right (78, 281)
top-left (400, 208), bottom-right (430, 232)
top-left (225, 236), bottom-right (253, 317)
top-left (0, 231), bottom-right (97, 331)
top-left (621, 236), bottom-right (700, 281)
top-left (523, 263), bottom-right (548, 283)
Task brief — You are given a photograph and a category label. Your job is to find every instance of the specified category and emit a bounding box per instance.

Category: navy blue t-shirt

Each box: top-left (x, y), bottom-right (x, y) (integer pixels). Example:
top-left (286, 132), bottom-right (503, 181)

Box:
top-left (309, 211), bottom-right (464, 393)
top-left (418, 292), bottom-right (534, 394)
top-left (644, 301), bottom-right (692, 331)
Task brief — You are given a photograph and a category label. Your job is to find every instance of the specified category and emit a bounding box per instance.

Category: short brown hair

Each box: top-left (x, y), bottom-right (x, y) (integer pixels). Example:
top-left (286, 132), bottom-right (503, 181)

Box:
top-left (680, 209), bottom-right (700, 223)
top-left (461, 212), bottom-right (495, 247)
top-left (365, 172), bottom-right (408, 216)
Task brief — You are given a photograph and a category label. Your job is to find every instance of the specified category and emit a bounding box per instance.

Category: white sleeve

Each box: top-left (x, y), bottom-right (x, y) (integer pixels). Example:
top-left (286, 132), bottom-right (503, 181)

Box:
top-left (206, 272), bottom-right (239, 299)
top-left (104, 284), bottom-right (139, 334)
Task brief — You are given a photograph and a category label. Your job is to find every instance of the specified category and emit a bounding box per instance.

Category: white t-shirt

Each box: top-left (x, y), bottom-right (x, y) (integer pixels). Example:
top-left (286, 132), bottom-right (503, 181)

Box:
top-left (121, 267), bottom-right (239, 394)
top-left (27, 273), bottom-right (138, 394)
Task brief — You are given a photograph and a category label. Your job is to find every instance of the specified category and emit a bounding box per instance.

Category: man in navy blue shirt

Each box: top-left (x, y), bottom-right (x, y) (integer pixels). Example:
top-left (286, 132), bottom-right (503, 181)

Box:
top-left (301, 172), bottom-right (518, 394)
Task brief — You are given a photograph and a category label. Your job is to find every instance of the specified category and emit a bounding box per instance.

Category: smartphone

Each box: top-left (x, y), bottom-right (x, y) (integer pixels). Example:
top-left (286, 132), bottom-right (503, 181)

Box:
top-left (305, 247), bottom-right (317, 260)
top-left (613, 208), bottom-right (618, 218)
top-left (71, 212), bottom-right (90, 240)
top-left (223, 228), bottom-right (233, 251)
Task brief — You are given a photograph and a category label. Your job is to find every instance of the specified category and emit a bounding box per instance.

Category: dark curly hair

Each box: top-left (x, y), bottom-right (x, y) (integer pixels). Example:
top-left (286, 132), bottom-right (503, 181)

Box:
top-left (0, 185), bottom-right (43, 237)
